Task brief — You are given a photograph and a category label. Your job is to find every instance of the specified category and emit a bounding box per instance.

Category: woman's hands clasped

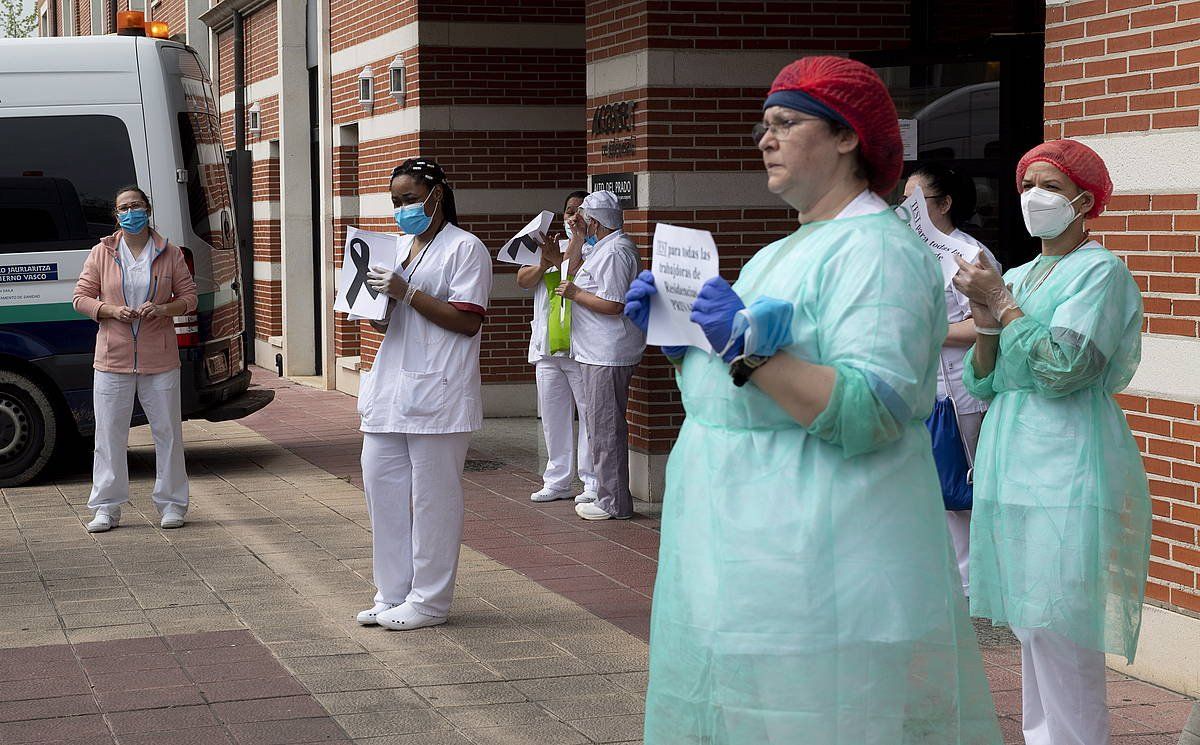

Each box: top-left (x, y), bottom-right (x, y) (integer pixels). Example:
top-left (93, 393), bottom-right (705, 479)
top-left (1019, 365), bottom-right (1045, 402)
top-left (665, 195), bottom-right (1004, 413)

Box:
top-left (953, 255), bottom-right (1017, 323)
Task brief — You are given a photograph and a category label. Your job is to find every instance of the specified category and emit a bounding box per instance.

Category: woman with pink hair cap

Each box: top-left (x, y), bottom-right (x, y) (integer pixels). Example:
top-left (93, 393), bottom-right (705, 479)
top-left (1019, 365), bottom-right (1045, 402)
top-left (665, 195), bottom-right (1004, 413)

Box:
top-left (953, 140), bottom-right (1150, 745)
top-left (627, 56), bottom-right (1002, 745)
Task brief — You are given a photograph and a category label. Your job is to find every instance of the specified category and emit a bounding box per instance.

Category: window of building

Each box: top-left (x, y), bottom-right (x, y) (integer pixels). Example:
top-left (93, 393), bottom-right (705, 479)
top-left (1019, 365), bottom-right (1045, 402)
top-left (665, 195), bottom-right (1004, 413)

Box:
top-left (0, 115), bottom-right (137, 253)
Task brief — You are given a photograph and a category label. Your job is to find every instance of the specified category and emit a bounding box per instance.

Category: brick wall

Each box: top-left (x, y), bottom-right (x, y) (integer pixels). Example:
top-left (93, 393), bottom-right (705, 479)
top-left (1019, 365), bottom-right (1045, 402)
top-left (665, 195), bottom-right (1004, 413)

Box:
top-left (586, 0), bottom-right (910, 63)
top-left (1046, 0), bottom-right (1200, 619)
top-left (330, 0), bottom-right (416, 54)
top-left (1045, 1), bottom-right (1200, 138)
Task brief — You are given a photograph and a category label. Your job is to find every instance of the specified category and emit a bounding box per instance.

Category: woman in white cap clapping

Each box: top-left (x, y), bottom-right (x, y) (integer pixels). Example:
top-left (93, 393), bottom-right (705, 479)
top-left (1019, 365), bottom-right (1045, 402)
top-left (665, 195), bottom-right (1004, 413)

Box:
top-left (555, 190), bottom-right (646, 520)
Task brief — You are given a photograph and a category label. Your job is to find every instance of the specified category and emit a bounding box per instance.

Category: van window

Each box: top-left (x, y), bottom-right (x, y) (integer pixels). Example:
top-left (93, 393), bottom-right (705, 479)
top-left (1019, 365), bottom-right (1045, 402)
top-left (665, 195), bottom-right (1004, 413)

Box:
top-left (0, 115), bottom-right (137, 253)
top-left (163, 47), bottom-right (235, 252)
top-left (178, 111), bottom-right (234, 251)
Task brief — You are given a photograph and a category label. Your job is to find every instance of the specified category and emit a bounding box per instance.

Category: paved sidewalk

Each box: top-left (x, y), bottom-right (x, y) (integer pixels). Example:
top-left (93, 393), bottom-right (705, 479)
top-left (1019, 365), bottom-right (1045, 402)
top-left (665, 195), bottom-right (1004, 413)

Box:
top-left (2, 418), bottom-right (648, 744)
top-left (0, 366), bottom-right (1192, 744)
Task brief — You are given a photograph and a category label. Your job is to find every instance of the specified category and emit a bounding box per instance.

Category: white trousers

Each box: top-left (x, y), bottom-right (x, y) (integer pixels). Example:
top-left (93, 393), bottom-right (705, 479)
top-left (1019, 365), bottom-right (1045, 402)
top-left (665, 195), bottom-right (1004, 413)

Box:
top-left (89, 368), bottom-right (188, 514)
top-left (534, 356), bottom-right (596, 493)
top-left (945, 409), bottom-right (984, 597)
top-left (361, 431), bottom-right (471, 617)
top-left (1012, 627), bottom-right (1110, 745)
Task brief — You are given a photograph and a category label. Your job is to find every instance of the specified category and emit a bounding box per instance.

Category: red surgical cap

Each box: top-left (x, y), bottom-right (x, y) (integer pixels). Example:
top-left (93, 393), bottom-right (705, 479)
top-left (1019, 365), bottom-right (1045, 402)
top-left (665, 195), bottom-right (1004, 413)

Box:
top-left (1016, 140), bottom-right (1113, 218)
top-left (765, 56), bottom-right (903, 195)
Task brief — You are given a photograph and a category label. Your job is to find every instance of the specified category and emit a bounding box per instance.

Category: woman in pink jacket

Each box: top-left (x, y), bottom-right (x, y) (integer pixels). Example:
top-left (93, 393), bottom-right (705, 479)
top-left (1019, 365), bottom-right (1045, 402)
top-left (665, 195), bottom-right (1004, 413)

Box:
top-left (73, 186), bottom-right (198, 533)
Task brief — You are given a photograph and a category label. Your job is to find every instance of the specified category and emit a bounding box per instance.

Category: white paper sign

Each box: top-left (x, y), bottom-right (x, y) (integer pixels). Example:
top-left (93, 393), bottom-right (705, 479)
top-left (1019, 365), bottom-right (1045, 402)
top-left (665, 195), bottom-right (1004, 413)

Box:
top-left (895, 185), bottom-right (981, 288)
top-left (899, 118), bottom-right (918, 161)
top-left (497, 211), bottom-right (554, 265)
top-left (647, 223), bottom-right (720, 352)
top-left (333, 227), bottom-right (399, 320)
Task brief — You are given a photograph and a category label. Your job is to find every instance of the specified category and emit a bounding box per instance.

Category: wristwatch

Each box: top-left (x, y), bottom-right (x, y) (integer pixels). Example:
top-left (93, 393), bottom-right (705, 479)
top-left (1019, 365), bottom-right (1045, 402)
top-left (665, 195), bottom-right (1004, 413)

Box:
top-left (730, 354), bottom-right (770, 387)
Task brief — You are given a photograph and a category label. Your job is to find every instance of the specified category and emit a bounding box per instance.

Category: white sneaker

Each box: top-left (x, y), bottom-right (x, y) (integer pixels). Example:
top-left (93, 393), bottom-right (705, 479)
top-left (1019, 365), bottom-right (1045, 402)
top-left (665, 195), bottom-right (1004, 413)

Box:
top-left (356, 602), bottom-right (398, 625)
top-left (575, 502), bottom-right (612, 520)
top-left (530, 487), bottom-right (572, 503)
top-left (159, 506), bottom-right (186, 529)
top-left (377, 603), bottom-right (447, 630)
top-left (86, 509), bottom-right (120, 533)
top-left (574, 490), bottom-right (598, 504)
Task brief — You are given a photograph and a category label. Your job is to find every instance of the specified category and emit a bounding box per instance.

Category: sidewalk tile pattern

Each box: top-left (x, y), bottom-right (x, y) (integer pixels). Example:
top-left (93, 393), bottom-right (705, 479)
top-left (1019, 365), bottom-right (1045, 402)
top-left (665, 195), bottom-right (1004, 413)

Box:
top-left (0, 367), bottom-right (1191, 744)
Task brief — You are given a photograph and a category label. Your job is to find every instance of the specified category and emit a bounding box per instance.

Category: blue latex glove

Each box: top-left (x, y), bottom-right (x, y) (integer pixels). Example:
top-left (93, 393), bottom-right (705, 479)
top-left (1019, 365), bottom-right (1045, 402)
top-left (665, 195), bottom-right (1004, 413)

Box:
top-left (690, 276), bottom-right (746, 363)
top-left (623, 270), bottom-right (657, 334)
top-left (730, 297), bottom-right (794, 358)
top-left (662, 346), bottom-right (687, 361)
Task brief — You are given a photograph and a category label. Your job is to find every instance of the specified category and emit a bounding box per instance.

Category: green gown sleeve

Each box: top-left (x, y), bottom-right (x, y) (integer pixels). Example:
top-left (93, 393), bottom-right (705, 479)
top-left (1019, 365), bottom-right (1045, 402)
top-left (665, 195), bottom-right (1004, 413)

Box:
top-left (805, 228), bottom-right (946, 458)
top-left (984, 259), bottom-right (1140, 399)
top-left (961, 345), bottom-right (997, 401)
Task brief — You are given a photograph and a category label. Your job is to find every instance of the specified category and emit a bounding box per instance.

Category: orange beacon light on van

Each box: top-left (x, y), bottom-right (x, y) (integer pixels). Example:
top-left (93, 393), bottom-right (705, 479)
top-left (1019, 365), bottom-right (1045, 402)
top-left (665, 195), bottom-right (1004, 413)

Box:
top-left (117, 12), bottom-right (170, 38)
top-left (116, 11), bottom-right (145, 35)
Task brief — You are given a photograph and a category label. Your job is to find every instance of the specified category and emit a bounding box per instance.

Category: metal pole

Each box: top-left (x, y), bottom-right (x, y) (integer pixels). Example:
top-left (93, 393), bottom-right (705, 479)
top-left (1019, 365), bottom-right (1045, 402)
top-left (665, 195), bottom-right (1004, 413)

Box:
top-left (232, 9), bottom-right (256, 362)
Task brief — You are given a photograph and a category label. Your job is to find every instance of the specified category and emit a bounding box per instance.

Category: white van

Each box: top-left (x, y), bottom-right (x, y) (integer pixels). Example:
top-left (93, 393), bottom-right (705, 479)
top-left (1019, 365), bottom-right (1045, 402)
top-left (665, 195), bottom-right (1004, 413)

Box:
top-left (0, 34), bottom-right (271, 486)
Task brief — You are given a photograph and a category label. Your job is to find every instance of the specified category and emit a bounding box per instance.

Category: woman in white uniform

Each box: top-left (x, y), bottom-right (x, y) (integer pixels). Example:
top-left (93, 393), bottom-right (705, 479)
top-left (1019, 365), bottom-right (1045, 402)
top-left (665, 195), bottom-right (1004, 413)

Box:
top-left (517, 191), bottom-right (599, 503)
top-left (555, 191), bottom-right (645, 520)
top-left (354, 158), bottom-right (493, 630)
top-left (903, 162), bottom-right (999, 598)
top-left (73, 186), bottom-right (197, 533)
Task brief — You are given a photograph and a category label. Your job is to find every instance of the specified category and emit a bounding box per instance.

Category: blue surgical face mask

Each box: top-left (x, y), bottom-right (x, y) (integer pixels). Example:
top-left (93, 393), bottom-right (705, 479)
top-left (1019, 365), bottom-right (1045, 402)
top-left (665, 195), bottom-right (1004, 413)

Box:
top-left (393, 192), bottom-right (436, 235)
top-left (118, 208), bottom-right (149, 234)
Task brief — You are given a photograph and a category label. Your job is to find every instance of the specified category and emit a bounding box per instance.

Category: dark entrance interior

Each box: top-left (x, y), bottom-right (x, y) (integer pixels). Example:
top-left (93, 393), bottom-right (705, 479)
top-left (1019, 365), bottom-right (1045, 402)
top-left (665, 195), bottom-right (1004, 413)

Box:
top-left (854, 1), bottom-right (1046, 271)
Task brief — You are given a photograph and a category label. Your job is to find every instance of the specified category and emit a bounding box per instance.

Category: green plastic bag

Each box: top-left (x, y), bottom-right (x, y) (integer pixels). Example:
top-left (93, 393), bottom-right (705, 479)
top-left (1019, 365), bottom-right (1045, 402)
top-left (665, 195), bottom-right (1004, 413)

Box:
top-left (543, 269), bottom-right (573, 354)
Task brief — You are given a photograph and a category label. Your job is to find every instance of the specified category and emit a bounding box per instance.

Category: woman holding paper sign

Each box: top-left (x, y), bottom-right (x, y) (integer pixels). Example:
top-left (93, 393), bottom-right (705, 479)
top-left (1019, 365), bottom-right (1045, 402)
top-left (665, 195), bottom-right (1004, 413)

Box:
top-left (624, 57), bottom-right (1000, 744)
top-left (352, 158), bottom-right (493, 631)
top-left (515, 191), bottom-right (599, 504)
top-left (554, 190), bottom-right (645, 521)
top-left (903, 163), bottom-right (1000, 599)
top-left (952, 140), bottom-right (1148, 745)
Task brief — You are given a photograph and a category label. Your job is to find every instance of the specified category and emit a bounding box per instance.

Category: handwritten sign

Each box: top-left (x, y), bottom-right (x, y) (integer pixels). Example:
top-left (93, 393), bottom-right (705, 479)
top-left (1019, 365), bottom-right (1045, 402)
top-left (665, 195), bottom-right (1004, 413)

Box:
top-left (895, 185), bottom-right (981, 287)
top-left (498, 211), bottom-right (554, 266)
top-left (647, 223), bottom-right (719, 352)
top-left (333, 227), bottom-right (398, 320)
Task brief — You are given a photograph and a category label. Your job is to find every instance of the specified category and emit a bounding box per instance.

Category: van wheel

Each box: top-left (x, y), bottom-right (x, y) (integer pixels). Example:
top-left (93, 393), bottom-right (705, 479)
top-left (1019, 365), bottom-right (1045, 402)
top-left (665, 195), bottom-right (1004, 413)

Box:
top-left (0, 371), bottom-right (59, 488)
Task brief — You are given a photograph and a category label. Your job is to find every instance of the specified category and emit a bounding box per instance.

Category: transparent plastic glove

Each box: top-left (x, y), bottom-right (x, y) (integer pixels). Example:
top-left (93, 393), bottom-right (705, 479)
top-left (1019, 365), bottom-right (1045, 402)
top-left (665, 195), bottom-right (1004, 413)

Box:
top-left (623, 270), bottom-right (656, 334)
top-left (366, 264), bottom-right (408, 299)
top-left (729, 297), bottom-right (794, 357)
top-left (689, 276), bottom-right (746, 363)
top-left (953, 254), bottom-right (1017, 321)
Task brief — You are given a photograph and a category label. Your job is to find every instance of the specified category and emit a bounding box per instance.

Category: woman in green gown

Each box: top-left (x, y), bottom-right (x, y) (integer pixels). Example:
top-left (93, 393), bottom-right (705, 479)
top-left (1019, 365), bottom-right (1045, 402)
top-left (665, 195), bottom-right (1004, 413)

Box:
top-left (953, 139), bottom-right (1149, 745)
top-left (623, 56), bottom-right (1001, 745)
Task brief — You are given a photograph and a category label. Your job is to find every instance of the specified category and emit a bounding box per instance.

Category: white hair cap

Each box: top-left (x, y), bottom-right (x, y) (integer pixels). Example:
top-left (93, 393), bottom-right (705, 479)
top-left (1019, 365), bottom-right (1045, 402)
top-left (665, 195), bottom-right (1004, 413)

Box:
top-left (580, 190), bottom-right (623, 230)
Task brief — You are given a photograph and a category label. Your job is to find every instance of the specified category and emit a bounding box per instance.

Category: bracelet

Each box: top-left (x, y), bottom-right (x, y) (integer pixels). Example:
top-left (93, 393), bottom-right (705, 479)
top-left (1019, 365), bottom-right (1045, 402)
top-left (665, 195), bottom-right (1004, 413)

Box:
top-left (403, 285), bottom-right (419, 306)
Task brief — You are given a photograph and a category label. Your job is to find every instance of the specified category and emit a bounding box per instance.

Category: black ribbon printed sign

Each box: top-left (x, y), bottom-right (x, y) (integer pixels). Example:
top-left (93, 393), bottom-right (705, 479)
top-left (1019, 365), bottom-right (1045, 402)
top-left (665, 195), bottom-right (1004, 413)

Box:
top-left (346, 238), bottom-right (379, 306)
top-left (506, 233), bottom-right (540, 263)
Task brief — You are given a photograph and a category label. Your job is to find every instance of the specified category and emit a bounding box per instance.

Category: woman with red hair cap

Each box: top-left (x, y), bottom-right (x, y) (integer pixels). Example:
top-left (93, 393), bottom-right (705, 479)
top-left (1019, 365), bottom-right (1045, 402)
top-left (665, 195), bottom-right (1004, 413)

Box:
top-left (624, 56), bottom-right (1001, 744)
top-left (953, 140), bottom-right (1150, 745)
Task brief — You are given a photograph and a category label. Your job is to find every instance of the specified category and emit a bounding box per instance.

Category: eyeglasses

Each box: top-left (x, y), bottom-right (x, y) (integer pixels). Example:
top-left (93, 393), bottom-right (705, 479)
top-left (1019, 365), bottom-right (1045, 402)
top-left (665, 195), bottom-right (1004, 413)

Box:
top-left (751, 116), bottom-right (824, 145)
top-left (116, 203), bottom-right (147, 213)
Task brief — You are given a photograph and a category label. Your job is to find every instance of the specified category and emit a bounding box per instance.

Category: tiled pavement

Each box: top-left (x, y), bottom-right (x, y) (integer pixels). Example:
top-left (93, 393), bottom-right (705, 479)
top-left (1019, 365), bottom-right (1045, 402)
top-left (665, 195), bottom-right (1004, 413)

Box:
top-left (0, 366), bottom-right (1191, 744)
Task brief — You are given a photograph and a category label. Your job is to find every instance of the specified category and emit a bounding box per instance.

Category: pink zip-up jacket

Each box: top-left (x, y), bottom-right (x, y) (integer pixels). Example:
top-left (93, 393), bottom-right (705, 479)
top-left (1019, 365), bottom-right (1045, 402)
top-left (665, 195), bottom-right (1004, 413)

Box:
top-left (73, 230), bottom-right (198, 375)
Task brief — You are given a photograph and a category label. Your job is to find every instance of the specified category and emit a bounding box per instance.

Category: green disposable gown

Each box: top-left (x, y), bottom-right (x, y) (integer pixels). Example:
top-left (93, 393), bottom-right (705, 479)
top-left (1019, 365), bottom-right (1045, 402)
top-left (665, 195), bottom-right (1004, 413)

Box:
top-left (644, 210), bottom-right (1003, 745)
top-left (962, 242), bottom-right (1150, 663)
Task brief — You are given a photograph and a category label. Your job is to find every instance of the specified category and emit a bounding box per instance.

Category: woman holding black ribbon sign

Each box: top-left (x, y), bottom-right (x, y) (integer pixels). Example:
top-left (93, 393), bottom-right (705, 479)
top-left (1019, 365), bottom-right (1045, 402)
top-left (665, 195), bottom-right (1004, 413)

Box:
top-left (516, 191), bottom-right (599, 504)
top-left (353, 158), bottom-right (493, 631)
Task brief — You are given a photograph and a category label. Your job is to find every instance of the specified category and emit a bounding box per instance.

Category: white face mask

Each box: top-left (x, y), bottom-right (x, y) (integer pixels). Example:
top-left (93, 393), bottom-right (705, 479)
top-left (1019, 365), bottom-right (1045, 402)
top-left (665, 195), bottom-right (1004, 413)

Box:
top-left (1021, 187), bottom-right (1086, 239)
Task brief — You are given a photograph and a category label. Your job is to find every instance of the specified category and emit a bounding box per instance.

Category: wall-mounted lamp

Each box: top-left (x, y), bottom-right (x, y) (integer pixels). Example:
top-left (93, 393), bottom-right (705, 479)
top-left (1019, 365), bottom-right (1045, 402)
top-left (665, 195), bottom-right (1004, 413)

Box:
top-left (359, 66), bottom-right (374, 112)
top-left (388, 56), bottom-right (405, 105)
top-left (248, 101), bottom-right (261, 134)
